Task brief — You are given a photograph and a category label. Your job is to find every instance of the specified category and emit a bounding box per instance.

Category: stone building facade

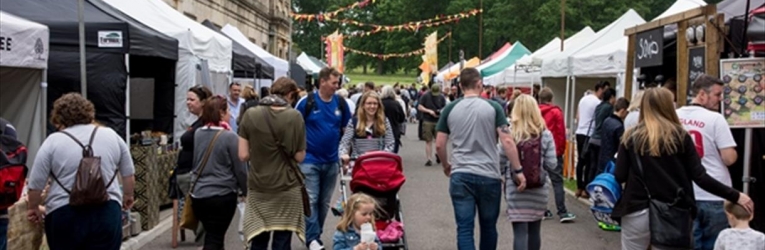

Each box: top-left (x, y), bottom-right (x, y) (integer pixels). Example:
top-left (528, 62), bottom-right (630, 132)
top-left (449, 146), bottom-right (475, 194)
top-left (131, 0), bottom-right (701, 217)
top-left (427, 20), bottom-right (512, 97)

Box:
top-left (163, 0), bottom-right (291, 59)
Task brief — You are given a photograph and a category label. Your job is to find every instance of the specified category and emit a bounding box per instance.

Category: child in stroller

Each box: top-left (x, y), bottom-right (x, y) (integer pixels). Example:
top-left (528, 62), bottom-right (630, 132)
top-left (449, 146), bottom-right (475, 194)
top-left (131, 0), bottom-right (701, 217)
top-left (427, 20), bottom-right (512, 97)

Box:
top-left (335, 151), bottom-right (409, 250)
top-left (333, 193), bottom-right (383, 250)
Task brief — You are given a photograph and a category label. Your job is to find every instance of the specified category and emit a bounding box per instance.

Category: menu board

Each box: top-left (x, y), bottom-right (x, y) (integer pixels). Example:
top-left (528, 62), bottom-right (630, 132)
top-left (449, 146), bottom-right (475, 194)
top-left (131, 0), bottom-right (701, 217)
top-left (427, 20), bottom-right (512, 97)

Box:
top-left (721, 58), bottom-right (765, 128)
top-left (687, 47), bottom-right (705, 105)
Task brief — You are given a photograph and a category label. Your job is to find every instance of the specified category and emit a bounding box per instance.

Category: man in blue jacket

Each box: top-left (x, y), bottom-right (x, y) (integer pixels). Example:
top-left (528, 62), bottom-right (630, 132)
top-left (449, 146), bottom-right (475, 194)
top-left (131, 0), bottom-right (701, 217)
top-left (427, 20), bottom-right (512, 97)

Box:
top-left (295, 67), bottom-right (352, 250)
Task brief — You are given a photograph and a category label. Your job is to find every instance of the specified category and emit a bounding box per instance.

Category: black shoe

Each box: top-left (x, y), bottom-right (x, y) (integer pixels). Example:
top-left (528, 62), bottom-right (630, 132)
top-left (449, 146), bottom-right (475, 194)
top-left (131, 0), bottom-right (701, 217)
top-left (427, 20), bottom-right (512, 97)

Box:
top-left (425, 160), bottom-right (433, 166)
top-left (544, 210), bottom-right (554, 220)
top-left (436, 154), bottom-right (441, 164)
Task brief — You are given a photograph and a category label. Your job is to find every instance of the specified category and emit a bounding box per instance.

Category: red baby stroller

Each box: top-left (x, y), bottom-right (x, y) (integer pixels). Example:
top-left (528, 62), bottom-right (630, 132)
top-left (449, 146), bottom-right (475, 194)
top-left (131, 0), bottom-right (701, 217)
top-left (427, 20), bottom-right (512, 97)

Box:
top-left (338, 151), bottom-right (409, 250)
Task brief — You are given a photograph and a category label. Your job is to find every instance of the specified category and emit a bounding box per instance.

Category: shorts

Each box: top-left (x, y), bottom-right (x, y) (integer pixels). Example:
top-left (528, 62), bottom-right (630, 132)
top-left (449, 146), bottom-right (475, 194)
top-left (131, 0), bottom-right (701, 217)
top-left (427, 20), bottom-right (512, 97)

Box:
top-left (423, 121), bottom-right (437, 142)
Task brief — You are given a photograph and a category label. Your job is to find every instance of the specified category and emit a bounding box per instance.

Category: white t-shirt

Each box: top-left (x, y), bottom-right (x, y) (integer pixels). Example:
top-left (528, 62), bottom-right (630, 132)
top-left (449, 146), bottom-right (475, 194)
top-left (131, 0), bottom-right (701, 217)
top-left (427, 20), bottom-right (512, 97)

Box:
top-left (713, 228), bottom-right (765, 250)
top-left (676, 106), bottom-right (737, 201)
top-left (576, 94), bottom-right (600, 136)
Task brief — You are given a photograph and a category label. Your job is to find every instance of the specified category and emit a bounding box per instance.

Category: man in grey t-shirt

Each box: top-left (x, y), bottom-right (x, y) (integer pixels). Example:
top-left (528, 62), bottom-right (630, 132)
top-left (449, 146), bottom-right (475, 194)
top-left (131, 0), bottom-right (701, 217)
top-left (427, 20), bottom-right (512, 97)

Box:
top-left (435, 68), bottom-right (526, 250)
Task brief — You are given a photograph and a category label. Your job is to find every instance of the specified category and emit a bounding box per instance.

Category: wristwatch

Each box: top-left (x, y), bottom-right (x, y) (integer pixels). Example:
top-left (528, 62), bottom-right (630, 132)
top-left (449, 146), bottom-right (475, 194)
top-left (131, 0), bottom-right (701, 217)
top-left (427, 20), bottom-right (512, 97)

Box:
top-left (512, 168), bottom-right (523, 174)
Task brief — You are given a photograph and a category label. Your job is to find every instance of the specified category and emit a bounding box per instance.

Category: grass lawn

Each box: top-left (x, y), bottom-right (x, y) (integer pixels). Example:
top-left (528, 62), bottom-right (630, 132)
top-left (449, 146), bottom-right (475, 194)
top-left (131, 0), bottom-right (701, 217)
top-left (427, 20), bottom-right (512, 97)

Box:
top-left (564, 178), bottom-right (578, 192)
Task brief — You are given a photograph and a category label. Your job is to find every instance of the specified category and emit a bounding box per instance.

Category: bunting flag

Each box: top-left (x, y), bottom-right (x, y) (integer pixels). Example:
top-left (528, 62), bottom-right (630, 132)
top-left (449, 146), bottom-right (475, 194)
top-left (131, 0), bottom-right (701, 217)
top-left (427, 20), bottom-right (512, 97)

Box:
top-left (344, 32), bottom-right (451, 60)
top-left (312, 9), bottom-right (481, 38)
top-left (325, 30), bottom-right (345, 73)
top-left (291, 0), bottom-right (377, 22)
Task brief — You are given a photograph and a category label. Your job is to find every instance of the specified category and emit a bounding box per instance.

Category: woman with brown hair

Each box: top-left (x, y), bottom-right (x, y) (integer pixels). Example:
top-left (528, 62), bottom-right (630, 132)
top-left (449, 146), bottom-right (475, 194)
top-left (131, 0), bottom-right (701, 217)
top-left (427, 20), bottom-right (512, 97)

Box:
top-left (614, 88), bottom-right (753, 250)
top-left (237, 84), bottom-right (260, 125)
top-left (238, 77), bottom-right (307, 250)
top-left (339, 91), bottom-right (395, 166)
top-left (190, 95), bottom-right (247, 250)
top-left (26, 93), bottom-right (136, 249)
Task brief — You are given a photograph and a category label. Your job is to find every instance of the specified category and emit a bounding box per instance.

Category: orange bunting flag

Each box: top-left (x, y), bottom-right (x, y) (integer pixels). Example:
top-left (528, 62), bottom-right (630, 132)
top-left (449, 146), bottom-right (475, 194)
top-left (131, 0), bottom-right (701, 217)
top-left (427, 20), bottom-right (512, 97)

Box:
top-left (325, 30), bottom-right (345, 73)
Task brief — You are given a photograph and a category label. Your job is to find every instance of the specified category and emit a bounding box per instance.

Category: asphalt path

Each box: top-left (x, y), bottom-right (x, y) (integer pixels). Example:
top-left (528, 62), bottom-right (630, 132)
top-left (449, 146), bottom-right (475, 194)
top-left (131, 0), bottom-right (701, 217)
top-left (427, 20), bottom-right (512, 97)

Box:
top-left (144, 122), bottom-right (621, 250)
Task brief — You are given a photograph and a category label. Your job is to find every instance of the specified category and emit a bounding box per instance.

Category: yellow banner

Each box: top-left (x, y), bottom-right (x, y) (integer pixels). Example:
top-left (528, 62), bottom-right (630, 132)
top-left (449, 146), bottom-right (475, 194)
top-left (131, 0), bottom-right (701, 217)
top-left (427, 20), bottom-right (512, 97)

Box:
top-left (325, 30), bottom-right (345, 73)
top-left (424, 31), bottom-right (438, 73)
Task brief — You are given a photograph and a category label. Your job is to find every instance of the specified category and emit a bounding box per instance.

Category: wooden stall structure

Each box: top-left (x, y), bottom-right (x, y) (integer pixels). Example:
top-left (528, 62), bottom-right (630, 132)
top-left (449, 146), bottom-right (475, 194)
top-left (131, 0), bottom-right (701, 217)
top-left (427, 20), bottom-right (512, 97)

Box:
top-left (624, 5), bottom-right (724, 105)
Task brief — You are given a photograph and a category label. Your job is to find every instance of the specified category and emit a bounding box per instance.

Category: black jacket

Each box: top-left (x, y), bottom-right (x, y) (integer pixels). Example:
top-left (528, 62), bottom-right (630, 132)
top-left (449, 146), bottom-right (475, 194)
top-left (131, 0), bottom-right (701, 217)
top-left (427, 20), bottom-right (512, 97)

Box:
top-left (598, 114), bottom-right (624, 172)
top-left (382, 97), bottom-right (406, 141)
top-left (612, 134), bottom-right (740, 219)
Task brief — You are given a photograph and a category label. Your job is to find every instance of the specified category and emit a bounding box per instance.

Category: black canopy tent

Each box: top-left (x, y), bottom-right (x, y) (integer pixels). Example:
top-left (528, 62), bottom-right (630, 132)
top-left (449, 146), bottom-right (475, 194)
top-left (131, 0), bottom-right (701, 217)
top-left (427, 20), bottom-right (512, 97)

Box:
top-left (2, 0), bottom-right (130, 137)
top-left (201, 20), bottom-right (275, 80)
top-left (91, 0), bottom-right (179, 136)
top-left (290, 62), bottom-right (308, 89)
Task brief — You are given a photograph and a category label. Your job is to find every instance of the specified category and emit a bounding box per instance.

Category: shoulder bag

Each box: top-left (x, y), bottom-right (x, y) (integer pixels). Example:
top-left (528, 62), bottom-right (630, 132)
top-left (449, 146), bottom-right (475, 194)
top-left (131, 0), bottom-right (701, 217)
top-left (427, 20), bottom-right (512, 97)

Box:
top-left (631, 143), bottom-right (694, 249)
top-left (180, 130), bottom-right (223, 230)
top-left (261, 108), bottom-right (311, 217)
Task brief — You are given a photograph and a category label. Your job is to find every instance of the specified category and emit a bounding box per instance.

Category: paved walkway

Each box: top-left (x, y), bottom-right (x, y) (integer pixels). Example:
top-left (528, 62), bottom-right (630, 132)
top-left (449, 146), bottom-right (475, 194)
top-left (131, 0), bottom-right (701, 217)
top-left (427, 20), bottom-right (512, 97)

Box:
top-left (141, 123), bottom-right (621, 249)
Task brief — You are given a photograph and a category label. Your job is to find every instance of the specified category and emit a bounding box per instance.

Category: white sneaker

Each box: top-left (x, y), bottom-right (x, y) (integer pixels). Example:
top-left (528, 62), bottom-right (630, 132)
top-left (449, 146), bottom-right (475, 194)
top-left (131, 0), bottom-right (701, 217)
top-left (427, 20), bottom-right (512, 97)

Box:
top-left (309, 240), bottom-right (325, 250)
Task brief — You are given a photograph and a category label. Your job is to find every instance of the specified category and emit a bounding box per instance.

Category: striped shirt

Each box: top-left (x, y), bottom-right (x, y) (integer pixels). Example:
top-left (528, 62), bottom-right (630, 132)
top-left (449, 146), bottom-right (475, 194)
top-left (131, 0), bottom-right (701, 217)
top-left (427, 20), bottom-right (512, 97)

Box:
top-left (339, 118), bottom-right (395, 159)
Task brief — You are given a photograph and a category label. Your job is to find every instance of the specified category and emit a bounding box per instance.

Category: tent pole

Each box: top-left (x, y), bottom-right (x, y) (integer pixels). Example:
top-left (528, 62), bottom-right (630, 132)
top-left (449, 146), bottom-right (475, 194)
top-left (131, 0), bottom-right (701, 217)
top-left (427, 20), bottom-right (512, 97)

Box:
top-left (78, 0), bottom-right (87, 98)
top-left (125, 54), bottom-right (131, 141)
top-left (42, 71), bottom-right (48, 141)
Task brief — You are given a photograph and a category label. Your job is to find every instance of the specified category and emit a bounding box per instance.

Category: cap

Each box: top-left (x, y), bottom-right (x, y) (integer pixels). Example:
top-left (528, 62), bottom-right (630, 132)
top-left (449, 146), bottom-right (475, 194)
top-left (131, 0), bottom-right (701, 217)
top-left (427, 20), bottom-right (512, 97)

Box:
top-left (431, 85), bottom-right (441, 95)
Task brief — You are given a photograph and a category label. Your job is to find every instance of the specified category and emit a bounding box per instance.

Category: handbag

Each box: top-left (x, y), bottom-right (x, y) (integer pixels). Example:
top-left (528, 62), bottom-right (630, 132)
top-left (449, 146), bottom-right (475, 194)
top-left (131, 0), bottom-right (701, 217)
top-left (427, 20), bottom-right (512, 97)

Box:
top-left (632, 145), bottom-right (694, 249)
top-left (580, 118), bottom-right (595, 160)
top-left (261, 108), bottom-right (312, 217)
top-left (179, 130), bottom-right (223, 230)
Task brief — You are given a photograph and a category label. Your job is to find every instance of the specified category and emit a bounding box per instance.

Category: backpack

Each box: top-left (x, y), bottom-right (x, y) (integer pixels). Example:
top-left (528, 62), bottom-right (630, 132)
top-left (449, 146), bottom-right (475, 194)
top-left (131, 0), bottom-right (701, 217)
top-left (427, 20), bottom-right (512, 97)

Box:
top-left (586, 160), bottom-right (622, 228)
top-left (517, 135), bottom-right (544, 189)
top-left (0, 120), bottom-right (28, 209)
top-left (52, 126), bottom-right (118, 206)
top-left (302, 93), bottom-right (349, 138)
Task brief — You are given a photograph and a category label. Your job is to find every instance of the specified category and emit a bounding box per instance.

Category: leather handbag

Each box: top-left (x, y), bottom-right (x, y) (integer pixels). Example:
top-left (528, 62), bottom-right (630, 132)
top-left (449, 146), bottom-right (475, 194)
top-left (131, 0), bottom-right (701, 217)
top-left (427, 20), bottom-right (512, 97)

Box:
top-left (632, 145), bottom-right (694, 249)
top-left (261, 108), bottom-right (311, 217)
top-left (180, 130), bottom-right (223, 230)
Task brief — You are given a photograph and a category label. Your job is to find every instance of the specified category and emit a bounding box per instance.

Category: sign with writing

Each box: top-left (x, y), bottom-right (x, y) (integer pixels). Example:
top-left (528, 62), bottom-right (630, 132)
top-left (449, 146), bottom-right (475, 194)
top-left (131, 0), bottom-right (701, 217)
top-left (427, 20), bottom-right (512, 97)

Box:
top-left (686, 47), bottom-right (705, 104)
top-left (634, 27), bottom-right (664, 68)
top-left (98, 31), bottom-right (123, 48)
top-left (721, 58), bottom-right (765, 128)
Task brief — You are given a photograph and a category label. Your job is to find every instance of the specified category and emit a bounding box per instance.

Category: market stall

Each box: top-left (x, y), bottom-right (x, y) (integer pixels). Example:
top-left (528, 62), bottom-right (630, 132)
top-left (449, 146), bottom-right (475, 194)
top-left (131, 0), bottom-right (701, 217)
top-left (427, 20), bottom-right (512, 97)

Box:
top-left (0, 12), bottom-right (49, 167)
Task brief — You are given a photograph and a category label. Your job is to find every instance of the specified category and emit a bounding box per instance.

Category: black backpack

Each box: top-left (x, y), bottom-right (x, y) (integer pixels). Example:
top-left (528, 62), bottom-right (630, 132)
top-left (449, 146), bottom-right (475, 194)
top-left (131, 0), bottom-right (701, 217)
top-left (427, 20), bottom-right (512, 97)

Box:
top-left (302, 93), bottom-right (350, 138)
top-left (0, 119), bottom-right (27, 209)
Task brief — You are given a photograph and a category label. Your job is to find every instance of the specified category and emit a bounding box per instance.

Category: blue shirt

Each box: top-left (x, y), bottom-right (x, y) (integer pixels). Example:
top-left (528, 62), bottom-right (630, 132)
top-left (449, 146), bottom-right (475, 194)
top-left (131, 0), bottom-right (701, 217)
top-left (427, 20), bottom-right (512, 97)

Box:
top-left (296, 92), bottom-right (351, 164)
top-left (228, 97), bottom-right (245, 132)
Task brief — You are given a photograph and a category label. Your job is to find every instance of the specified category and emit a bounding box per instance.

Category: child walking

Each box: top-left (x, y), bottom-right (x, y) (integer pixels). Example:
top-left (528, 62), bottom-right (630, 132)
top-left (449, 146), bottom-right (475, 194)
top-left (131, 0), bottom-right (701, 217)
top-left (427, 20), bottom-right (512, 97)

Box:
top-left (333, 193), bottom-right (383, 250)
top-left (713, 201), bottom-right (764, 250)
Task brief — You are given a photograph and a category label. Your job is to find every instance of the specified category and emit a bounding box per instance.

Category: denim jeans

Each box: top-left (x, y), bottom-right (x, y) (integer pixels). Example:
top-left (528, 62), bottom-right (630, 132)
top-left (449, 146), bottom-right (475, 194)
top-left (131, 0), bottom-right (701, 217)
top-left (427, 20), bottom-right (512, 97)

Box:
top-left (192, 193), bottom-right (237, 250)
top-left (693, 201), bottom-right (728, 250)
top-left (449, 173), bottom-right (502, 250)
top-left (45, 201), bottom-right (122, 250)
top-left (546, 156), bottom-right (568, 215)
top-left (0, 216), bottom-right (7, 250)
top-left (300, 162), bottom-right (340, 245)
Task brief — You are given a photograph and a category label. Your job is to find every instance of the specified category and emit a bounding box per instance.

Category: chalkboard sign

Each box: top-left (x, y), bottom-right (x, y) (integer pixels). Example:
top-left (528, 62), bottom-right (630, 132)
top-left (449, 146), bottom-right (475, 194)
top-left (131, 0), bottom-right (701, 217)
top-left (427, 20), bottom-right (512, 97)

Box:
top-left (687, 47), bottom-right (705, 104)
top-left (634, 27), bottom-right (664, 68)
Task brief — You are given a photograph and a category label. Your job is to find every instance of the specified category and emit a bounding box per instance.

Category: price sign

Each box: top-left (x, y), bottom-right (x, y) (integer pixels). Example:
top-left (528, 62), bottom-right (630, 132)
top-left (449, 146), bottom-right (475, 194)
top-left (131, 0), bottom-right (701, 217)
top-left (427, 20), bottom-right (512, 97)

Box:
top-left (721, 58), bottom-right (765, 128)
top-left (634, 27), bottom-right (664, 68)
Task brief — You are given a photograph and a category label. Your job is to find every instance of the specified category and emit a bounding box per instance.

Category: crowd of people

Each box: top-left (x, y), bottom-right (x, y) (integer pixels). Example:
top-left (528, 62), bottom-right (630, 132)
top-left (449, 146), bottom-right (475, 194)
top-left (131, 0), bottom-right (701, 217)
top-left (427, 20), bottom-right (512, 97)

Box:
top-left (2, 65), bottom-right (762, 250)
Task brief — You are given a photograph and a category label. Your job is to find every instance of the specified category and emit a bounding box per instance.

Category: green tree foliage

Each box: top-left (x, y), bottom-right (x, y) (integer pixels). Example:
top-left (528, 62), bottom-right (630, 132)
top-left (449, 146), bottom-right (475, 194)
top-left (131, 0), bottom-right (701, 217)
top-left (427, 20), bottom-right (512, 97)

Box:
top-left (292, 0), bottom-right (725, 74)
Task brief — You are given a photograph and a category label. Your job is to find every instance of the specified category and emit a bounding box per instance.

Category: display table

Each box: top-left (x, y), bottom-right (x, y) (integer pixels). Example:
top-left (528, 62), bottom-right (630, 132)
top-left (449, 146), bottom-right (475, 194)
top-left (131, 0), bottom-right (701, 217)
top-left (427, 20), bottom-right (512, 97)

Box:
top-left (131, 144), bottom-right (178, 231)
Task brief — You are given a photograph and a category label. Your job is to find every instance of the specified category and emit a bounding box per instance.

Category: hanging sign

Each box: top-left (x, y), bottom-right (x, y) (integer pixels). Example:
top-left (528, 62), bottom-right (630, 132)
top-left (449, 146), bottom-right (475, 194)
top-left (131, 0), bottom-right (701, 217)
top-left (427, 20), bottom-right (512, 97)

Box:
top-left (634, 27), bottom-right (663, 68)
top-left (98, 31), bottom-right (123, 48)
top-left (686, 47), bottom-right (705, 104)
top-left (720, 58), bottom-right (765, 128)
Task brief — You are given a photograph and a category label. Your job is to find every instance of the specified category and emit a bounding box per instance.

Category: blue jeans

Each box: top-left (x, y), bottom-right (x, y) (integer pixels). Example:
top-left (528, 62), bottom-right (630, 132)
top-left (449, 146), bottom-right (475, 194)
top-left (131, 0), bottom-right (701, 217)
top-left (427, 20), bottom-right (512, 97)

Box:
top-left (45, 201), bottom-right (122, 250)
top-left (693, 201), bottom-right (728, 250)
top-left (300, 162), bottom-right (340, 245)
top-left (0, 216), bottom-right (7, 250)
top-left (450, 173), bottom-right (502, 250)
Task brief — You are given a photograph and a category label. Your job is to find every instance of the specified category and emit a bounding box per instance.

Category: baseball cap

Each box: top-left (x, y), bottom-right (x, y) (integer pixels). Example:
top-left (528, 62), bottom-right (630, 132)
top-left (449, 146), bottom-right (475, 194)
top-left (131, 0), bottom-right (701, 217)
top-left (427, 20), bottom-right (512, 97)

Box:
top-left (430, 85), bottom-right (441, 95)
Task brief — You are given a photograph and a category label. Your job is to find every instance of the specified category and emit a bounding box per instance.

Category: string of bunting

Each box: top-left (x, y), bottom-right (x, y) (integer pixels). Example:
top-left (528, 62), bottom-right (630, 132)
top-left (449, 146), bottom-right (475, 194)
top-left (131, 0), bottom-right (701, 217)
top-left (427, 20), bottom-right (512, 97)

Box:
top-left (291, 0), bottom-right (377, 21)
top-left (328, 9), bottom-right (481, 37)
top-left (344, 32), bottom-right (451, 60)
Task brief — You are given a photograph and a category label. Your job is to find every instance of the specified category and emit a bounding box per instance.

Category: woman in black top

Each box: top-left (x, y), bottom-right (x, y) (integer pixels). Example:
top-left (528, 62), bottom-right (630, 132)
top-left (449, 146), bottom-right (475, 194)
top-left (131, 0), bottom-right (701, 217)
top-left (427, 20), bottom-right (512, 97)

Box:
top-left (614, 88), bottom-right (752, 250)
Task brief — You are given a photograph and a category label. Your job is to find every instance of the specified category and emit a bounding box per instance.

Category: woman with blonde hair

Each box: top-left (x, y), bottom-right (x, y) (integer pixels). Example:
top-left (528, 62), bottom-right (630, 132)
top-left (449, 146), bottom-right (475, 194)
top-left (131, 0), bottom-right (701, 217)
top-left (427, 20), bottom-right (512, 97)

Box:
top-left (339, 91), bottom-right (395, 166)
top-left (613, 88), bottom-right (752, 250)
top-left (502, 94), bottom-right (557, 250)
top-left (622, 90), bottom-right (643, 129)
top-left (237, 84), bottom-right (259, 125)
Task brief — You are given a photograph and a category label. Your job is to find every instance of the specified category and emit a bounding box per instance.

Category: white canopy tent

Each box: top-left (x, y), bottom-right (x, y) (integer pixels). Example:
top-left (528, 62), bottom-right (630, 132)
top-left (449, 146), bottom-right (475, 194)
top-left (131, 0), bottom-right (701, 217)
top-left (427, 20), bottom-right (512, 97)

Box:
top-left (104, 0), bottom-right (233, 139)
top-left (0, 11), bottom-right (49, 166)
top-left (654, 0), bottom-right (707, 20)
top-left (297, 52), bottom-right (322, 74)
top-left (222, 24), bottom-right (288, 86)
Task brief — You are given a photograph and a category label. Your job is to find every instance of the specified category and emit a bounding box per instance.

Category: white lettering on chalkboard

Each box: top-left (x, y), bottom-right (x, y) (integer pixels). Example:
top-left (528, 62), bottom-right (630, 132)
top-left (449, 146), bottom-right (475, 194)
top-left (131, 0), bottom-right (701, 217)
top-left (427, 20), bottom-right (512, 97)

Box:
top-left (637, 37), bottom-right (659, 60)
top-left (692, 55), bottom-right (703, 68)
